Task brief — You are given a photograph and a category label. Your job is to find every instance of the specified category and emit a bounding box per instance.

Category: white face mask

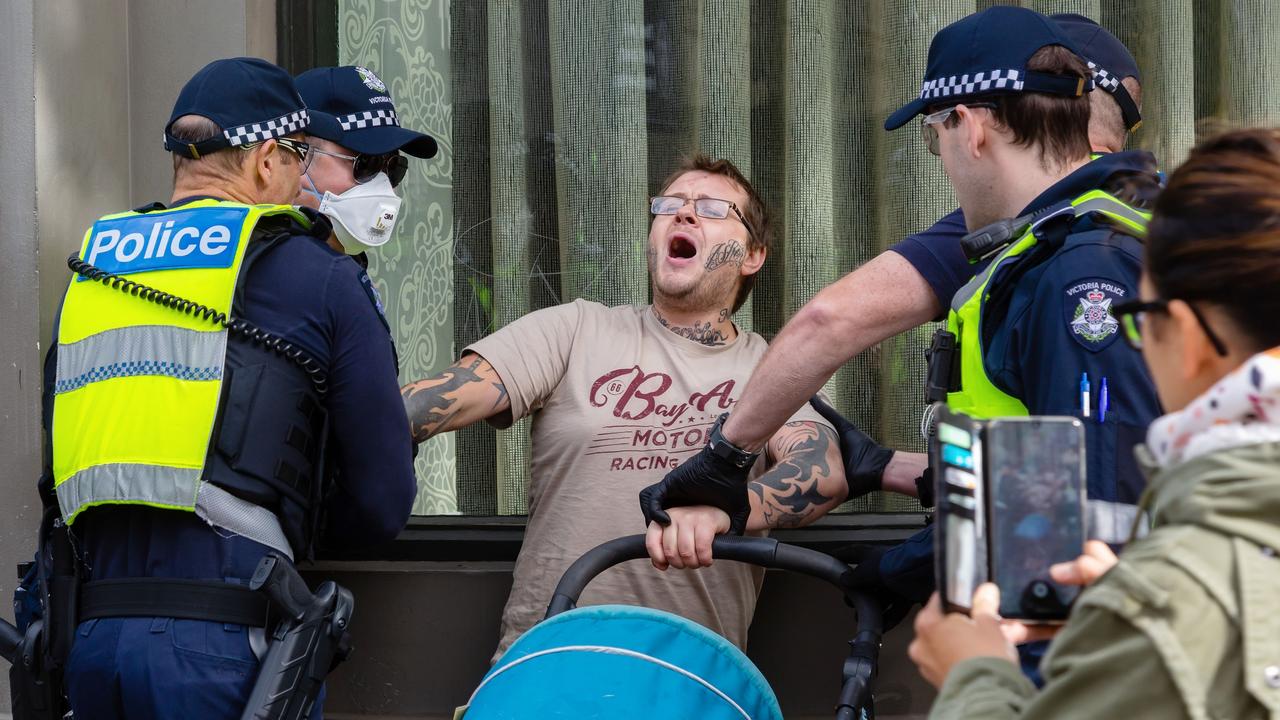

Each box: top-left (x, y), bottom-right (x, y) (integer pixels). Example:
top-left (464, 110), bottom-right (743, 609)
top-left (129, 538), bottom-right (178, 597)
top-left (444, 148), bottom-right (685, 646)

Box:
top-left (313, 172), bottom-right (403, 255)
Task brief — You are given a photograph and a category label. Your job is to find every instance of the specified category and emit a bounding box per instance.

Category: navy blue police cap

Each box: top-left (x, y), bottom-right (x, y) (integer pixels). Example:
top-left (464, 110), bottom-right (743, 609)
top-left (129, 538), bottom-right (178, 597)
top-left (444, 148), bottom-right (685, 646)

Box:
top-left (1052, 14), bottom-right (1143, 131)
top-left (163, 57), bottom-right (309, 159)
top-left (295, 66), bottom-right (438, 159)
top-left (885, 6), bottom-right (1091, 131)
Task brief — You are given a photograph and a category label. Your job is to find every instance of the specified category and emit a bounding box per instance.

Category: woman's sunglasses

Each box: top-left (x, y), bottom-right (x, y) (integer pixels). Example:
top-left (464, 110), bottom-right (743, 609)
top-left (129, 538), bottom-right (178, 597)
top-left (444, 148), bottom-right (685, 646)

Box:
top-left (312, 147), bottom-right (410, 188)
top-left (1112, 298), bottom-right (1229, 356)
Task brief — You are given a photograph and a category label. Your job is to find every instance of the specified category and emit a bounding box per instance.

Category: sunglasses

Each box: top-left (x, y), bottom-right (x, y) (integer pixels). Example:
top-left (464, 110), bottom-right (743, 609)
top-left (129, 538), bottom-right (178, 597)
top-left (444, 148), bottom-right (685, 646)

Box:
top-left (311, 147), bottom-right (409, 188)
top-left (1112, 298), bottom-right (1229, 356)
top-left (920, 102), bottom-right (997, 156)
top-left (241, 137), bottom-right (313, 171)
top-left (649, 195), bottom-right (755, 240)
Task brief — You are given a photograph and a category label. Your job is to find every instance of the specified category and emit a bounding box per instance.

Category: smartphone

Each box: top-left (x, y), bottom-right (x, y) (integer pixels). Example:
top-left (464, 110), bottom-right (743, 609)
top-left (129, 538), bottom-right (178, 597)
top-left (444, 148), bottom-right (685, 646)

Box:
top-left (931, 406), bottom-right (987, 614)
top-left (985, 417), bottom-right (1086, 621)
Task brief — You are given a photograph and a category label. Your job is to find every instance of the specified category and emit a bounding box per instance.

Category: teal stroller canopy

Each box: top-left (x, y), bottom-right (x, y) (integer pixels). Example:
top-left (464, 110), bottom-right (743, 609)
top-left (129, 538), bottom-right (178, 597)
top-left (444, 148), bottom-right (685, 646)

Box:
top-left (465, 604), bottom-right (781, 719)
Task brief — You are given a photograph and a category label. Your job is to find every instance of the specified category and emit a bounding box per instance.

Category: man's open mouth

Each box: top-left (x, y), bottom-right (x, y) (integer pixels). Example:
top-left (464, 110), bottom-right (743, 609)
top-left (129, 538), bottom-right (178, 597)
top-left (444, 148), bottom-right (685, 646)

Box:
top-left (668, 235), bottom-right (697, 259)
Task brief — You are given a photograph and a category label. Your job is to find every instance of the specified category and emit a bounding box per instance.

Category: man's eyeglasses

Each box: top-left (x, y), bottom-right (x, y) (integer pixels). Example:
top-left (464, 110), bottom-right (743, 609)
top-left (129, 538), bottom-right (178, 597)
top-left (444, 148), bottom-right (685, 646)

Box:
top-left (921, 102), bottom-right (997, 156)
top-left (1112, 298), bottom-right (1229, 356)
top-left (650, 195), bottom-right (754, 239)
top-left (312, 147), bottom-right (410, 188)
top-left (241, 137), bottom-right (314, 171)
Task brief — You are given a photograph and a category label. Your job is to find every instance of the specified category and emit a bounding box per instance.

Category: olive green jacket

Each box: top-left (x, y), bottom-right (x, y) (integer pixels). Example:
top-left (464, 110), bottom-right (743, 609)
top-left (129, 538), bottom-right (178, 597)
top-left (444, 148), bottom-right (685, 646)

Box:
top-left (930, 441), bottom-right (1280, 720)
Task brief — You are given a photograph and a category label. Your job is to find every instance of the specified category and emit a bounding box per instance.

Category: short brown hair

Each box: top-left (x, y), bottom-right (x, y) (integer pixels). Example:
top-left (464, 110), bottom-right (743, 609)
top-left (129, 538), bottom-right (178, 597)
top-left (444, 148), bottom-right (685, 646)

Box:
top-left (658, 154), bottom-right (772, 312)
top-left (988, 45), bottom-right (1092, 170)
top-left (169, 115), bottom-right (247, 177)
top-left (1090, 77), bottom-right (1142, 150)
top-left (1145, 127), bottom-right (1280, 352)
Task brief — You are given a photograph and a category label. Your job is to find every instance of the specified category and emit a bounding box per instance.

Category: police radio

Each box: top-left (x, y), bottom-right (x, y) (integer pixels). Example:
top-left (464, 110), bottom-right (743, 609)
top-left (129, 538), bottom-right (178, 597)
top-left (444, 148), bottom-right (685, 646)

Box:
top-left (960, 212), bottom-right (1036, 264)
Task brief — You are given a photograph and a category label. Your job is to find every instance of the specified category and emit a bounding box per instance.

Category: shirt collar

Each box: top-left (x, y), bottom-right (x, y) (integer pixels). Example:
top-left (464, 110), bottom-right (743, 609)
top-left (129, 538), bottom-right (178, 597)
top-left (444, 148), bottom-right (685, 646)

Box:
top-left (1018, 150), bottom-right (1158, 216)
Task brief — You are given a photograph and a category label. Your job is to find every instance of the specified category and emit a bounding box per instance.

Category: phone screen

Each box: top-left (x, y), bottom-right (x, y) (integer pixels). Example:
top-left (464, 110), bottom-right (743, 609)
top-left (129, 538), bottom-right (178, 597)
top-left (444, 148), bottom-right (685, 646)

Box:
top-left (985, 418), bottom-right (1086, 620)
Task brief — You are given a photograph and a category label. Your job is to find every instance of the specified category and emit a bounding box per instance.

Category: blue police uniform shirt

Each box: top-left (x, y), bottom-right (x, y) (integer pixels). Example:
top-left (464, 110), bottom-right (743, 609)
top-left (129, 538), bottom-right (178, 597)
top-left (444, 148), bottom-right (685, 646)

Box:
top-left (888, 207), bottom-right (980, 316)
top-left (47, 197), bottom-right (417, 584)
top-left (878, 151), bottom-right (1163, 602)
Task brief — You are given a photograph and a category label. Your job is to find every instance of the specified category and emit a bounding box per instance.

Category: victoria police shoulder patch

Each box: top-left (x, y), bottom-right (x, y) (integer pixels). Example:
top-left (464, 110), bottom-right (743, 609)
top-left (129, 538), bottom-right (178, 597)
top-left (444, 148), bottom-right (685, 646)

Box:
top-left (1064, 278), bottom-right (1126, 351)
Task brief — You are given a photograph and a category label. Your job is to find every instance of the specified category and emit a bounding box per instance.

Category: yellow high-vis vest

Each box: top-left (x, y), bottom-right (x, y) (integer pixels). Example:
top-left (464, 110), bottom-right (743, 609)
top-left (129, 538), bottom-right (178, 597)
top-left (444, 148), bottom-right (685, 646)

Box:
top-left (52, 199), bottom-right (310, 555)
top-left (943, 190), bottom-right (1151, 419)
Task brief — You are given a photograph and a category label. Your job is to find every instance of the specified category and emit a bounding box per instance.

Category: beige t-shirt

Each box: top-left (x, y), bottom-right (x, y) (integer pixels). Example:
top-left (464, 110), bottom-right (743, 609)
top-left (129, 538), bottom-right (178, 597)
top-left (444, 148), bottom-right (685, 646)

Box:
top-left (467, 299), bottom-right (831, 656)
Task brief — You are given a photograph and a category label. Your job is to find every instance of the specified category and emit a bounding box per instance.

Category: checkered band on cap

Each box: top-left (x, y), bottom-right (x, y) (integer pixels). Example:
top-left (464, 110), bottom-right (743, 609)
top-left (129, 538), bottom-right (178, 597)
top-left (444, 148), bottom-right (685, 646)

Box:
top-left (222, 109), bottom-right (310, 147)
top-left (337, 109), bottom-right (400, 131)
top-left (919, 69), bottom-right (1024, 100)
top-left (1087, 61), bottom-right (1121, 93)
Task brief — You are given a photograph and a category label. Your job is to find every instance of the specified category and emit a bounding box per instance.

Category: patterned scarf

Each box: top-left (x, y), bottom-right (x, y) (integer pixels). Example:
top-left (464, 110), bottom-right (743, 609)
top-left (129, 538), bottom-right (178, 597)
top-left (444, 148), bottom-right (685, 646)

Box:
top-left (1147, 347), bottom-right (1280, 467)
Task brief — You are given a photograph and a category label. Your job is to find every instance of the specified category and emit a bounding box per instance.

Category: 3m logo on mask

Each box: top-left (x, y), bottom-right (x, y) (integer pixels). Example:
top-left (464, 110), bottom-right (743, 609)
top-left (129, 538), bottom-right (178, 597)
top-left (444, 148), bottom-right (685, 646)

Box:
top-left (80, 207), bottom-right (250, 279)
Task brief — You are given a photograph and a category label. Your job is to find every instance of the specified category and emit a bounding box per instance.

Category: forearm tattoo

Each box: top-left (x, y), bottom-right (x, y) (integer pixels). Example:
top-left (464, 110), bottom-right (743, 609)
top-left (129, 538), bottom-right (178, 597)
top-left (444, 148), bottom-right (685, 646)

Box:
top-left (750, 422), bottom-right (837, 529)
top-left (401, 356), bottom-right (491, 443)
top-left (653, 307), bottom-right (729, 347)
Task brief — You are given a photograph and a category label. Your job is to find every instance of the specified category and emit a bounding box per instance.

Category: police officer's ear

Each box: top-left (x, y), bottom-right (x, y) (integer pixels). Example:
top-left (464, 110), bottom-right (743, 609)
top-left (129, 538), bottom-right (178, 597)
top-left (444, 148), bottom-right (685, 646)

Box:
top-left (953, 104), bottom-right (991, 159)
top-left (249, 139), bottom-right (284, 183)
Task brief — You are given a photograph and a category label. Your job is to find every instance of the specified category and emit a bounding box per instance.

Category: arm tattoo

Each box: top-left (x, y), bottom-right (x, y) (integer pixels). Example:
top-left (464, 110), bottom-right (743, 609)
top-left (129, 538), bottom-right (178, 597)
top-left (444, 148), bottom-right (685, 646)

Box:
top-left (653, 308), bottom-right (728, 347)
top-left (749, 422), bottom-right (837, 529)
top-left (402, 356), bottom-right (489, 443)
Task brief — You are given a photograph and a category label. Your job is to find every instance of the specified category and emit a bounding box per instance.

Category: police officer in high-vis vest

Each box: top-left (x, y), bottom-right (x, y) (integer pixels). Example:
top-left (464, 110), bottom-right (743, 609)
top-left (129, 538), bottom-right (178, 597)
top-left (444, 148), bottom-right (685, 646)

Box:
top-left (640, 5), bottom-right (1161, 675)
top-left (874, 3), bottom-right (1162, 604)
top-left (45, 58), bottom-right (416, 718)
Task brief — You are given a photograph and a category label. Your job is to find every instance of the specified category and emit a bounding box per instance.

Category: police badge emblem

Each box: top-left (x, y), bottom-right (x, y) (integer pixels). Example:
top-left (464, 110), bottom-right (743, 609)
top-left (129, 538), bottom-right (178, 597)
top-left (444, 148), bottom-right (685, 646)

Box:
top-left (1065, 280), bottom-right (1124, 350)
top-left (355, 66), bottom-right (387, 94)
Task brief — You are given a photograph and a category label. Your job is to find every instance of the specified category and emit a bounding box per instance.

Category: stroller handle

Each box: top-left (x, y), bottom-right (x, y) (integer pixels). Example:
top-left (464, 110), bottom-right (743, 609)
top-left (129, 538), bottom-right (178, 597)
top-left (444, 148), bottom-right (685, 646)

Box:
top-left (546, 535), bottom-right (882, 630)
top-left (545, 534), bottom-right (883, 720)
top-left (0, 617), bottom-right (21, 665)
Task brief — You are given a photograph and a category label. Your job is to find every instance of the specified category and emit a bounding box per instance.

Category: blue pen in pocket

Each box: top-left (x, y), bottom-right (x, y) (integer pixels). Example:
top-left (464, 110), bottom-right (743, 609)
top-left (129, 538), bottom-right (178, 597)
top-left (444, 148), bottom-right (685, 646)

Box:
top-left (1080, 372), bottom-right (1091, 418)
top-left (1099, 377), bottom-right (1109, 424)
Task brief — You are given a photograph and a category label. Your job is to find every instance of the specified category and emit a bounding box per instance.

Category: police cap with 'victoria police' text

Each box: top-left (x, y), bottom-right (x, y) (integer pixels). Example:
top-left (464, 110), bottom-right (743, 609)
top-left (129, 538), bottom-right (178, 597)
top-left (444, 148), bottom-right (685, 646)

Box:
top-left (295, 66), bottom-right (438, 159)
top-left (163, 57), bottom-right (309, 159)
top-left (885, 6), bottom-right (1090, 131)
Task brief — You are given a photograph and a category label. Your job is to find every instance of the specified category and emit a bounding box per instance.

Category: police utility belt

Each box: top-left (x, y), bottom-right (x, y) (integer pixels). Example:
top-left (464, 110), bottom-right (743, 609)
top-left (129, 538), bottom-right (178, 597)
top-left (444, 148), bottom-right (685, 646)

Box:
top-left (80, 578), bottom-right (269, 627)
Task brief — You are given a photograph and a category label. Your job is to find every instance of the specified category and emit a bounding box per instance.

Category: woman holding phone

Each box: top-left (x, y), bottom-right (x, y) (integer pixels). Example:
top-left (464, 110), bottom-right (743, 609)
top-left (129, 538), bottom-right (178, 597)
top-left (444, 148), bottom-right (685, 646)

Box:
top-left (909, 127), bottom-right (1280, 719)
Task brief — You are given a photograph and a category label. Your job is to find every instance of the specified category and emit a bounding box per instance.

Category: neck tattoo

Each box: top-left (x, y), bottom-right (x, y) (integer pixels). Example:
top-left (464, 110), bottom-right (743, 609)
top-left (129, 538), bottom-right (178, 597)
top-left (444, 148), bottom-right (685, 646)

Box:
top-left (654, 307), bottom-right (730, 347)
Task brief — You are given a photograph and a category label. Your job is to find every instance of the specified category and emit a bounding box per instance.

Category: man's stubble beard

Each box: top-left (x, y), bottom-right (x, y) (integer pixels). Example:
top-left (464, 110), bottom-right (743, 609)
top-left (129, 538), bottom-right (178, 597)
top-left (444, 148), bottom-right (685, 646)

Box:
top-left (648, 254), bottom-right (738, 315)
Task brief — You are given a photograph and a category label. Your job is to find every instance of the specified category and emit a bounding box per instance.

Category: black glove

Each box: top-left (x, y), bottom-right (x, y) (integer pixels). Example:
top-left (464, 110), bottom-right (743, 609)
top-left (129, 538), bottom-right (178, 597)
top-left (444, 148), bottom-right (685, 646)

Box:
top-left (809, 396), bottom-right (894, 500)
top-left (844, 545), bottom-right (919, 632)
top-left (639, 445), bottom-right (753, 535)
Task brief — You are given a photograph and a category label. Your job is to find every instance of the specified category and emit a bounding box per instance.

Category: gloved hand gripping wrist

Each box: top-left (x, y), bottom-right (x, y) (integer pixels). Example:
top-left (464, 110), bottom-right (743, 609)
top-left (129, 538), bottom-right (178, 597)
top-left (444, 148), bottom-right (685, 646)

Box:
top-left (639, 445), bottom-right (753, 535)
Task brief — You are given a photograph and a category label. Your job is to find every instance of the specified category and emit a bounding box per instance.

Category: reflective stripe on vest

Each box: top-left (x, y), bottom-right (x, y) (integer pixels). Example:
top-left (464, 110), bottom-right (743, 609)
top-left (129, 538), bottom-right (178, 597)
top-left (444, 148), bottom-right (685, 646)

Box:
top-left (1088, 498), bottom-right (1147, 545)
top-left (52, 200), bottom-right (309, 557)
top-left (944, 190), bottom-right (1151, 419)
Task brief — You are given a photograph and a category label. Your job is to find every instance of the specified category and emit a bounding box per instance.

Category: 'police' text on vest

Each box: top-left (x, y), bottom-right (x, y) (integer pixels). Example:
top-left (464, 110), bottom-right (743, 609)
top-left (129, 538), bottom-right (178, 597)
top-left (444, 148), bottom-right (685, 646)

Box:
top-left (80, 207), bottom-right (250, 279)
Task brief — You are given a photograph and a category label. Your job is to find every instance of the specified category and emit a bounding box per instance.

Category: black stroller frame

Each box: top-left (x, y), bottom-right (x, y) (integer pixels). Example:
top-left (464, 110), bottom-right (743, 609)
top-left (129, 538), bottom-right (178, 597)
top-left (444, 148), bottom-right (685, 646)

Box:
top-left (546, 534), bottom-right (883, 720)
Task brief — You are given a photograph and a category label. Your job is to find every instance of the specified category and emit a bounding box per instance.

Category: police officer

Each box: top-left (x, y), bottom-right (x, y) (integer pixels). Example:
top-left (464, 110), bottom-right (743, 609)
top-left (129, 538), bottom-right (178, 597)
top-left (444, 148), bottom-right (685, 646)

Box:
top-left (293, 65), bottom-right (438, 259)
top-left (46, 58), bottom-right (416, 718)
top-left (639, 13), bottom-right (1149, 549)
top-left (641, 4), bottom-right (1160, 637)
